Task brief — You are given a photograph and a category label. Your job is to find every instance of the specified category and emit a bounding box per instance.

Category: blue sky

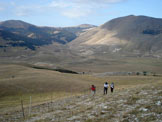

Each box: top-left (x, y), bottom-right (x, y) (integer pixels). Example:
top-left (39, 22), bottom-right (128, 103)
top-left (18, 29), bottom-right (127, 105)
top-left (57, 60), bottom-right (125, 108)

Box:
top-left (0, 0), bottom-right (161, 27)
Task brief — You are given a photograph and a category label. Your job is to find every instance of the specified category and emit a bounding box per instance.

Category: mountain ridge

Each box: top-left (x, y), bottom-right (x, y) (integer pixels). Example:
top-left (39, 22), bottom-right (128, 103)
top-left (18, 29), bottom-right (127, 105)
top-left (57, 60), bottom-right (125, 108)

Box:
top-left (69, 15), bottom-right (162, 54)
top-left (1, 15), bottom-right (162, 59)
top-left (0, 20), bottom-right (77, 50)
top-left (1, 15), bottom-right (162, 73)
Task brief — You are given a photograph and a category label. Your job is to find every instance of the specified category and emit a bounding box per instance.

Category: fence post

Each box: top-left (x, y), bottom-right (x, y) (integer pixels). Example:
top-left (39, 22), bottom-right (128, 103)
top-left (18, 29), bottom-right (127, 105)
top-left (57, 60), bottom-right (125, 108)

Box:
top-left (29, 96), bottom-right (32, 116)
top-left (21, 98), bottom-right (25, 119)
top-left (51, 93), bottom-right (53, 103)
top-left (71, 88), bottom-right (72, 97)
top-left (51, 93), bottom-right (53, 111)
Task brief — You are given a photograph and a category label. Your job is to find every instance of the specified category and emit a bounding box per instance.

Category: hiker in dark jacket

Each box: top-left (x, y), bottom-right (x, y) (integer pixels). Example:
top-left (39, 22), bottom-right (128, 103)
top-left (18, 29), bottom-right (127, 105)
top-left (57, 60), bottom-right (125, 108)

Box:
top-left (110, 82), bottom-right (114, 93)
top-left (104, 82), bottom-right (109, 95)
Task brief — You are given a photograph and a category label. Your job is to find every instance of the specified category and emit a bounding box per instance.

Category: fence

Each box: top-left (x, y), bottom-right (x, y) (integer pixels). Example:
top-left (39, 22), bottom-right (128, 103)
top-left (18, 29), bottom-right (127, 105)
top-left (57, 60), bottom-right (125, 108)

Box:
top-left (0, 88), bottom-right (92, 121)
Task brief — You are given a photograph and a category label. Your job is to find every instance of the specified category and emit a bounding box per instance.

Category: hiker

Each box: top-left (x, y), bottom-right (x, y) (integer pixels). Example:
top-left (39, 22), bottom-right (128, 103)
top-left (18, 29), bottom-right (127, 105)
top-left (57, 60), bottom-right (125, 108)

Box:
top-left (91, 85), bottom-right (96, 95)
top-left (104, 82), bottom-right (109, 95)
top-left (110, 82), bottom-right (114, 93)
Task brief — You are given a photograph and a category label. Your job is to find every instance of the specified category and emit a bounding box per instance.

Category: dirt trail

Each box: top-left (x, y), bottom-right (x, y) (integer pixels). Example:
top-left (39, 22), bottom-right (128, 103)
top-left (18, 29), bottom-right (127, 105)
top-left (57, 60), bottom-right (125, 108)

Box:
top-left (1, 84), bottom-right (162, 122)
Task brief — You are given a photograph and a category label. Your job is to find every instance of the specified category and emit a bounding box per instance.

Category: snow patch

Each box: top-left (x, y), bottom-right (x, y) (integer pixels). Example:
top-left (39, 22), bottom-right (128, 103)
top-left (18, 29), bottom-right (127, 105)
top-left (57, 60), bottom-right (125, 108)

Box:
top-left (112, 48), bottom-right (121, 53)
top-left (139, 108), bottom-right (148, 112)
top-left (156, 101), bottom-right (161, 106)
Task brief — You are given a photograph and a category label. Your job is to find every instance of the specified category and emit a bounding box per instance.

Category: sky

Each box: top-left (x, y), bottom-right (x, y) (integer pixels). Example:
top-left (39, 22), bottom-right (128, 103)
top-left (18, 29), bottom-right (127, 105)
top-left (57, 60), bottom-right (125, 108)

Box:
top-left (0, 0), bottom-right (161, 27)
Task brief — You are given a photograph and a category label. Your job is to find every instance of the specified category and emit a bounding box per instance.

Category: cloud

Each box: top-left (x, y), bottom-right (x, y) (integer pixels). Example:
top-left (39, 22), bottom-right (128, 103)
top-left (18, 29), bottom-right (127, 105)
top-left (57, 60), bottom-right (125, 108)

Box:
top-left (49, 1), bottom-right (72, 8)
top-left (15, 6), bottom-right (31, 16)
top-left (10, 1), bottom-right (16, 6)
top-left (15, 6), bottom-right (34, 16)
top-left (0, 0), bottom-right (125, 18)
top-left (75, 0), bottom-right (124, 4)
top-left (49, 0), bottom-right (125, 7)
top-left (62, 8), bottom-right (92, 18)
top-left (0, 7), bottom-right (4, 11)
top-left (0, 2), bottom-right (5, 12)
top-left (14, 5), bottom-right (46, 17)
top-left (49, 0), bottom-right (125, 18)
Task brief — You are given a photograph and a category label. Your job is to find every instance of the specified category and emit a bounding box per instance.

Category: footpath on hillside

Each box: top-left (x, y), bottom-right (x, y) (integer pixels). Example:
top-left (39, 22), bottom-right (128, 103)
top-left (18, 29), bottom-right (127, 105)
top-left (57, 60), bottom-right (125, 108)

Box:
top-left (0, 83), bottom-right (162, 122)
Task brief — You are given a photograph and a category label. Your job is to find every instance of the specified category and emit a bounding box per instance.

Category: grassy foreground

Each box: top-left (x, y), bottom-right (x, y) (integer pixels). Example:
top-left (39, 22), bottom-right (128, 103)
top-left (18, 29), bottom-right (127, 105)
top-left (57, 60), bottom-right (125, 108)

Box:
top-left (0, 64), bottom-right (162, 118)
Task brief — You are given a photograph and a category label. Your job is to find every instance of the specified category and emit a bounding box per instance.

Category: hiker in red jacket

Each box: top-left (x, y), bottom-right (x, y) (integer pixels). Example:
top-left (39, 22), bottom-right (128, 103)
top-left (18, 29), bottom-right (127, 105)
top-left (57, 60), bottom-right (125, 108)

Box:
top-left (91, 85), bottom-right (96, 95)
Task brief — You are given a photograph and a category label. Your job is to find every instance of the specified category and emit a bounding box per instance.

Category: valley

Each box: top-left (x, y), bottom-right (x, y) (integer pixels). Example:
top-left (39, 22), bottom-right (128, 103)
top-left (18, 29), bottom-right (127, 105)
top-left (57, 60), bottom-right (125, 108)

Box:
top-left (0, 15), bottom-right (162, 121)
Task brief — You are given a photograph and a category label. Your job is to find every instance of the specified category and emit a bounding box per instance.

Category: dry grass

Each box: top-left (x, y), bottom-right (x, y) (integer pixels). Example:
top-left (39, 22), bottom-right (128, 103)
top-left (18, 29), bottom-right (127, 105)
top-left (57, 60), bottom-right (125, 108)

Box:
top-left (0, 63), bottom-right (162, 116)
top-left (0, 64), bottom-right (94, 112)
top-left (125, 95), bottom-right (140, 105)
top-left (122, 82), bottom-right (162, 122)
top-left (63, 55), bottom-right (162, 74)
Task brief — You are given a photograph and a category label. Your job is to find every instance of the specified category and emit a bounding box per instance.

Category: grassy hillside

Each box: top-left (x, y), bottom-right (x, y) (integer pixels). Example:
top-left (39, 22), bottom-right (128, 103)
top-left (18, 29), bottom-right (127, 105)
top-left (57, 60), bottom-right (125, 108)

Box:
top-left (63, 54), bottom-right (162, 74)
top-left (0, 64), bottom-right (162, 115)
top-left (0, 64), bottom-right (94, 96)
top-left (0, 64), bottom-right (100, 111)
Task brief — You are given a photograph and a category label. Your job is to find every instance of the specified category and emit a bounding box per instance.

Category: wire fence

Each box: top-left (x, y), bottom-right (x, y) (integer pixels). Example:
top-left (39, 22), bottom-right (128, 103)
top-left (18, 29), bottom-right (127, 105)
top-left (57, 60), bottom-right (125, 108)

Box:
top-left (0, 87), bottom-right (92, 121)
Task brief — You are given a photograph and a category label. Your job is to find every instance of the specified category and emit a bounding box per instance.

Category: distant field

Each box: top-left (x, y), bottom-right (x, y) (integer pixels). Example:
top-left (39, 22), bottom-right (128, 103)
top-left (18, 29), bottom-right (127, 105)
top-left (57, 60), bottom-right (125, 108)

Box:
top-left (0, 63), bottom-right (162, 115)
top-left (64, 56), bottom-right (162, 73)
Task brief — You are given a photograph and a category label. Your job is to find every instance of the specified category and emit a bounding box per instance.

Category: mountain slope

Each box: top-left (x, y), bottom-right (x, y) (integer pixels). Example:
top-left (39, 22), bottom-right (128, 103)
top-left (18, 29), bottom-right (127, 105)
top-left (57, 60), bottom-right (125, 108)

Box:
top-left (0, 20), bottom-right (76, 50)
top-left (0, 20), bottom-right (33, 29)
top-left (70, 15), bottom-right (162, 54)
top-left (60, 24), bottom-right (97, 36)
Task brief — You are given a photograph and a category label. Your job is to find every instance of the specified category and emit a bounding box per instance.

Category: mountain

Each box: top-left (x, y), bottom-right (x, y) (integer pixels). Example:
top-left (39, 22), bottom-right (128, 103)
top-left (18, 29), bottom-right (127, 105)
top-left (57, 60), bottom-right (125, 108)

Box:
top-left (1, 16), bottom-right (162, 73)
top-left (0, 20), bottom-right (34, 29)
top-left (69, 15), bottom-right (162, 54)
top-left (60, 24), bottom-right (97, 36)
top-left (0, 20), bottom-right (76, 50)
